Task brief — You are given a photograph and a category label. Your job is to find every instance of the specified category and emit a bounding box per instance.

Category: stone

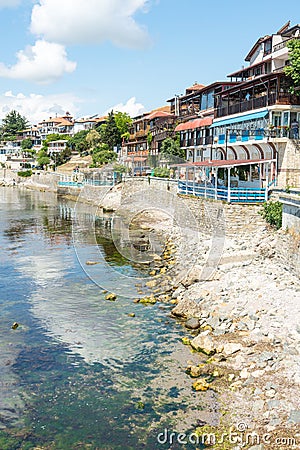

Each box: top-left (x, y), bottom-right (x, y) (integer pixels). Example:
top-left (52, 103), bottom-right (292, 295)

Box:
top-left (222, 342), bottom-right (243, 356)
top-left (265, 389), bottom-right (276, 398)
top-left (251, 369), bottom-right (265, 378)
top-left (145, 280), bottom-right (157, 288)
top-left (189, 366), bottom-right (202, 378)
top-left (171, 298), bottom-right (202, 318)
top-left (105, 293), bottom-right (117, 301)
top-left (185, 318), bottom-right (200, 330)
top-left (240, 368), bottom-right (249, 379)
top-left (190, 331), bottom-right (216, 355)
top-left (288, 410), bottom-right (300, 424)
top-left (139, 296), bottom-right (156, 305)
top-left (192, 379), bottom-right (211, 391)
top-left (181, 337), bottom-right (191, 345)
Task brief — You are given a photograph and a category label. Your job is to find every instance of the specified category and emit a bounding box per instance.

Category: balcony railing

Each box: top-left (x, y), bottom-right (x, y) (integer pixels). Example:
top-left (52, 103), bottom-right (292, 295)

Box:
top-left (180, 135), bottom-right (213, 147)
top-left (217, 92), bottom-right (299, 118)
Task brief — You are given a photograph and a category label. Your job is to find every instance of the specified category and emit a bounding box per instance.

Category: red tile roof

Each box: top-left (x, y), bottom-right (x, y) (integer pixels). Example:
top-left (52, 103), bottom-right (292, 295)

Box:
top-left (144, 110), bottom-right (174, 120)
top-left (175, 117), bottom-right (213, 131)
top-left (186, 83), bottom-right (206, 92)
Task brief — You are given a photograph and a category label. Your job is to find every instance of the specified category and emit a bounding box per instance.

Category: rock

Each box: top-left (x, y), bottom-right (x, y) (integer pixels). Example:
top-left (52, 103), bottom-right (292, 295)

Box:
top-left (181, 265), bottom-right (203, 287)
top-left (222, 342), bottom-right (243, 356)
top-left (139, 296), bottom-right (156, 305)
top-left (171, 298), bottom-right (202, 318)
top-left (185, 318), bottom-right (200, 330)
top-left (251, 369), bottom-right (265, 378)
top-left (145, 280), bottom-right (157, 288)
top-left (105, 293), bottom-right (117, 301)
top-left (240, 368), bottom-right (249, 379)
top-left (192, 379), bottom-right (211, 391)
top-left (172, 285), bottom-right (185, 299)
top-left (288, 410), bottom-right (300, 424)
top-left (265, 389), bottom-right (276, 398)
top-left (190, 331), bottom-right (216, 355)
top-left (188, 366), bottom-right (202, 378)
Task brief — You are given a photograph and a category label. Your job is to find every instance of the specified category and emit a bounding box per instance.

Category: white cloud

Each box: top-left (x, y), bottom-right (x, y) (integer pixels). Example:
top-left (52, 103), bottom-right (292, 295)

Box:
top-left (0, 90), bottom-right (81, 124)
top-left (31, 0), bottom-right (151, 49)
top-left (106, 97), bottom-right (146, 117)
top-left (0, 40), bottom-right (76, 84)
top-left (0, 0), bottom-right (21, 7)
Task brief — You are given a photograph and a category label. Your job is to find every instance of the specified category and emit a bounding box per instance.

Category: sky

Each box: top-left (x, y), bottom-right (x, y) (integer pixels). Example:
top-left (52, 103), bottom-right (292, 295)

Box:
top-left (0, 0), bottom-right (298, 125)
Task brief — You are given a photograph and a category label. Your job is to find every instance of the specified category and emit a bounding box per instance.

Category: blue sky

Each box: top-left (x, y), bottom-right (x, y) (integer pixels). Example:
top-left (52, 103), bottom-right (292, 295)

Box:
top-left (0, 0), bottom-right (298, 124)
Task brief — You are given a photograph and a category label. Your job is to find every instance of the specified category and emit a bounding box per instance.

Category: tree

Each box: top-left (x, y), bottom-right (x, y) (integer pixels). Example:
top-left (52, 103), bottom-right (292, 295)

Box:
top-left (101, 111), bottom-right (121, 150)
top-left (67, 130), bottom-right (89, 155)
top-left (91, 143), bottom-right (117, 167)
top-left (37, 149), bottom-right (50, 168)
top-left (0, 110), bottom-right (30, 138)
top-left (114, 111), bottom-right (132, 136)
top-left (39, 134), bottom-right (71, 168)
top-left (86, 129), bottom-right (101, 149)
top-left (21, 138), bottom-right (33, 150)
top-left (161, 136), bottom-right (185, 159)
top-left (284, 39), bottom-right (300, 94)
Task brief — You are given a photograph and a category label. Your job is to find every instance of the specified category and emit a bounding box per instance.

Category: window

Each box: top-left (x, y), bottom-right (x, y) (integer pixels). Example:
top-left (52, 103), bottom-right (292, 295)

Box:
top-left (264, 40), bottom-right (272, 55)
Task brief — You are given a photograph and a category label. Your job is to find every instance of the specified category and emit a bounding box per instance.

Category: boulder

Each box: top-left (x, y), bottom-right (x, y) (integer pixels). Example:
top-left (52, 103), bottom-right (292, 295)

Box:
top-left (185, 318), bottom-right (200, 330)
top-left (190, 331), bottom-right (216, 355)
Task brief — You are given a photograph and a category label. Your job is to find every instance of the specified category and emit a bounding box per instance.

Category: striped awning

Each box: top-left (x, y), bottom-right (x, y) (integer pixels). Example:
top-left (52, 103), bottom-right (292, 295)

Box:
top-left (175, 117), bottom-right (213, 132)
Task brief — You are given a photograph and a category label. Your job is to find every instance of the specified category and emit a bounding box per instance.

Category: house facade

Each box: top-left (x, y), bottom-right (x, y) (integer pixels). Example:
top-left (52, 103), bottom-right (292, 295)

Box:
top-left (170, 82), bottom-right (237, 162)
top-left (210, 21), bottom-right (300, 188)
top-left (38, 113), bottom-right (74, 140)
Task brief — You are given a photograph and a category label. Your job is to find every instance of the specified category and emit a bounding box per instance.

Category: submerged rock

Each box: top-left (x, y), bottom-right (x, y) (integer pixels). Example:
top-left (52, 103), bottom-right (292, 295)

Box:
top-left (192, 379), bottom-right (211, 391)
top-left (181, 337), bottom-right (191, 345)
top-left (105, 293), bottom-right (117, 301)
top-left (139, 296), bottom-right (156, 305)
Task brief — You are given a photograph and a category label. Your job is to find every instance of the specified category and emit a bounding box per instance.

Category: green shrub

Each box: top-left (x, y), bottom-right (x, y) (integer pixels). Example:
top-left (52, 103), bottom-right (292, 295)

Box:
top-left (17, 169), bottom-right (32, 177)
top-left (259, 201), bottom-right (282, 229)
top-left (153, 167), bottom-right (170, 178)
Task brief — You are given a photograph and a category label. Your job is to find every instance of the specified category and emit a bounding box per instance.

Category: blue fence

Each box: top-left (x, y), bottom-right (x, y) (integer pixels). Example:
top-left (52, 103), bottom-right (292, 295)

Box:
top-left (58, 180), bottom-right (114, 187)
top-left (178, 181), bottom-right (266, 203)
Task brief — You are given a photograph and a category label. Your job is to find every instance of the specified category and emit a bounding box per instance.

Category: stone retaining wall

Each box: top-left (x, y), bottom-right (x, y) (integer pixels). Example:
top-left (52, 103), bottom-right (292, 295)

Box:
top-left (279, 193), bottom-right (300, 232)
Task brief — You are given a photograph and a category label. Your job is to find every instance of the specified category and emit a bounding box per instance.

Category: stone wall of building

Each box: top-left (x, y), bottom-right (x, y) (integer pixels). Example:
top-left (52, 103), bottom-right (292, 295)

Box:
top-left (277, 139), bottom-right (300, 188)
top-left (279, 193), bottom-right (300, 232)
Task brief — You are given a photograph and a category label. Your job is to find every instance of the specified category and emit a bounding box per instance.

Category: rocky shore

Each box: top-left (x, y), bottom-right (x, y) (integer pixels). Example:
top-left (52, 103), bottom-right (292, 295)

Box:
top-left (131, 199), bottom-right (300, 449)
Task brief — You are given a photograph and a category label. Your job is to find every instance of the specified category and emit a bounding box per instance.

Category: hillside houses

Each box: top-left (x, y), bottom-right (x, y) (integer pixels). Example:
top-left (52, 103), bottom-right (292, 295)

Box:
top-left (1, 21), bottom-right (299, 187)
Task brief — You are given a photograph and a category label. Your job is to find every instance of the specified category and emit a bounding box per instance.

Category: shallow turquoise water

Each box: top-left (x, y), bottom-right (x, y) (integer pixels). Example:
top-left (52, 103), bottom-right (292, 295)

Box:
top-left (0, 188), bottom-right (207, 449)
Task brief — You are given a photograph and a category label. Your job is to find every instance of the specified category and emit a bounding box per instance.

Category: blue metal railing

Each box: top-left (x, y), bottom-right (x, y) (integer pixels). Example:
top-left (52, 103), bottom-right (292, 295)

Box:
top-left (178, 181), bottom-right (266, 203)
top-left (57, 180), bottom-right (114, 187)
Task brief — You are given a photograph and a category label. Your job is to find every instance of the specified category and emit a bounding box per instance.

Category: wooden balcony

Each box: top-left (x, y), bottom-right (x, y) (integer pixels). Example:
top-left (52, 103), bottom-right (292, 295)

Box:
top-left (217, 92), bottom-right (300, 118)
